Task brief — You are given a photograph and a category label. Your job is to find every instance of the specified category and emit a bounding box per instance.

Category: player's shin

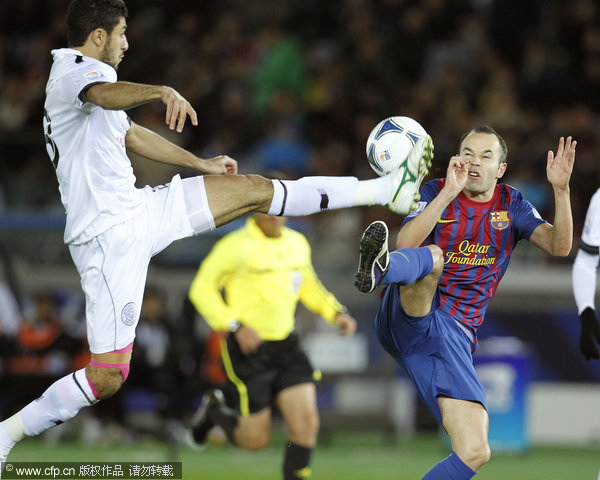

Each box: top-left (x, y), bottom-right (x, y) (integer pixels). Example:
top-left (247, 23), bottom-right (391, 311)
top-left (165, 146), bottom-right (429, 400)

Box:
top-left (384, 247), bottom-right (434, 285)
top-left (0, 368), bottom-right (97, 459)
top-left (268, 176), bottom-right (392, 217)
top-left (422, 452), bottom-right (477, 480)
top-left (283, 442), bottom-right (313, 480)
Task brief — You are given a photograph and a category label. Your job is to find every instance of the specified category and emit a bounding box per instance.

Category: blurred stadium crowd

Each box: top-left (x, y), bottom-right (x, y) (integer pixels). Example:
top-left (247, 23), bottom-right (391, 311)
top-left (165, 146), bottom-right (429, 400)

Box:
top-left (1, 0), bottom-right (600, 439)
top-left (1, 0), bottom-right (599, 226)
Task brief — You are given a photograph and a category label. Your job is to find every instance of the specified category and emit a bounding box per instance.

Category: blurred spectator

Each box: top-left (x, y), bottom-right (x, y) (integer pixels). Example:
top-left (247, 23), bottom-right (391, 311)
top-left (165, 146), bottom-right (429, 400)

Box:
top-left (0, 242), bottom-right (22, 416)
top-left (3, 291), bottom-right (85, 415)
top-left (0, 242), bottom-right (22, 340)
top-left (125, 286), bottom-right (198, 424)
top-left (1, 0), bottom-right (600, 259)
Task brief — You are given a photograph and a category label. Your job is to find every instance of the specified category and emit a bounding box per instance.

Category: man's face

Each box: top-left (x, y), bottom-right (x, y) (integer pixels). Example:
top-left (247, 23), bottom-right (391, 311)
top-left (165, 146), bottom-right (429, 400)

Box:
top-left (100, 17), bottom-right (128, 69)
top-left (460, 132), bottom-right (507, 200)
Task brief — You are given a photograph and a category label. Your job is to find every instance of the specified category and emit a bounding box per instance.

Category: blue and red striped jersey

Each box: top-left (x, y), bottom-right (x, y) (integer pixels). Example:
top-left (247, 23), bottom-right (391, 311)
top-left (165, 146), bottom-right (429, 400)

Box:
top-left (403, 179), bottom-right (546, 331)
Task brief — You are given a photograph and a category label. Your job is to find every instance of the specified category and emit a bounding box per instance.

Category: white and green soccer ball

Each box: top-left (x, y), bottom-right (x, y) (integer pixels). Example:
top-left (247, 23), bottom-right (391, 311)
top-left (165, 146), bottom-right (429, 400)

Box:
top-left (366, 116), bottom-right (429, 176)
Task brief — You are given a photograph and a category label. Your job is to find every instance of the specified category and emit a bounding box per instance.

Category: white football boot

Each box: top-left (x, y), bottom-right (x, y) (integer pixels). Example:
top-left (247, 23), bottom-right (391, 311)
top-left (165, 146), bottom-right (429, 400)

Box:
top-left (386, 135), bottom-right (434, 215)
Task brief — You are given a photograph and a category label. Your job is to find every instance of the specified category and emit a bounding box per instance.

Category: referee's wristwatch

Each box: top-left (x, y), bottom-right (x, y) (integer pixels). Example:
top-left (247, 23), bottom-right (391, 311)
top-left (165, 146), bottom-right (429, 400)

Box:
top-left (228, 320), bottom-right (242, 333)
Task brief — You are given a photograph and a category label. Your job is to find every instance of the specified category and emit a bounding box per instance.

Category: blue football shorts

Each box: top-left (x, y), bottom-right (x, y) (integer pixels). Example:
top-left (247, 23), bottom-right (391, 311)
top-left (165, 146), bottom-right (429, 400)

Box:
top-left (374, 285), bottom-right (487, 423)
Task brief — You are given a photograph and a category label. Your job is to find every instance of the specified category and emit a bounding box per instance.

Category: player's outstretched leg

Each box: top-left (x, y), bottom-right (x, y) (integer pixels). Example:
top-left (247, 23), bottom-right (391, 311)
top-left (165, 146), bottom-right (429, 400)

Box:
top-left (355, 221), bottom-right (390, 293)
top-left (0, 367), bottom-right (98, 468)
top-left (387, 135), bottom-right (434, 215)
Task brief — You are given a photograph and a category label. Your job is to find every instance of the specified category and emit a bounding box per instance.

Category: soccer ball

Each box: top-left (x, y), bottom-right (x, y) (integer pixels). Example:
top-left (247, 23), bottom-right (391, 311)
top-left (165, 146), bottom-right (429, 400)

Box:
top-left (366, 116), bottom-right (429, 176)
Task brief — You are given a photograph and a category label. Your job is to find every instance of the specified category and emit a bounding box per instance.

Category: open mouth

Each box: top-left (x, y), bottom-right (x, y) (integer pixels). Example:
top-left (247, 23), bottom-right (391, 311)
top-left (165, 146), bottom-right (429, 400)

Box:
top-left (468, 171), bottom-right (480, 178)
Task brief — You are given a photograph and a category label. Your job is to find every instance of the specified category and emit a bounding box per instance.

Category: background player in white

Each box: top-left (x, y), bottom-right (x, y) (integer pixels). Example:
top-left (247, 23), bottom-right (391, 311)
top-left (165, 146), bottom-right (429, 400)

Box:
top-left (0, 0), bottom-right (433, 464)
top-left (572, 188), bottom-right (600, 360)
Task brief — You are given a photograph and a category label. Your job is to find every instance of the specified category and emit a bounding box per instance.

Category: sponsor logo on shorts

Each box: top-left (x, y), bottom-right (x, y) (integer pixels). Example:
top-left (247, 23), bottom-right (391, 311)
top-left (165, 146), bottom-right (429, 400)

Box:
top-left (121, 302), bottom-right (137, 326)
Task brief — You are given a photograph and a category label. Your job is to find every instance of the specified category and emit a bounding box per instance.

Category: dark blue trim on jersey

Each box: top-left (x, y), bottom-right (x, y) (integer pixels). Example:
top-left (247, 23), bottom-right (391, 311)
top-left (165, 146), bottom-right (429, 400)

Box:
top-left (78, 81), bottom-right (110, 103)
top-left (580, 240), bottom-right (600, 255)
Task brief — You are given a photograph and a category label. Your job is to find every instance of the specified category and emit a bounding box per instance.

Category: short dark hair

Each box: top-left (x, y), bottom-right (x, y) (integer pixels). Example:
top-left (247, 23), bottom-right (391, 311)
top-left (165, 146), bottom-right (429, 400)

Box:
top-left (67, 0), bottom-right (128, 47)
top-left (460, 125), bottom-right (508, 163)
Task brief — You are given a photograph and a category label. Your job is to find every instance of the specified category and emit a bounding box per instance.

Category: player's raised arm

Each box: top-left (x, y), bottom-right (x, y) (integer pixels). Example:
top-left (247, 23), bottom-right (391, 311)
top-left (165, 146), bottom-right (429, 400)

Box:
top-left (529, 136), bottom-right (576, 257)
top-left (125, 122), bottom-right (237, 174)
top-left (84, 82), bottom-right (197, 133)
top-left (396, 156), bottom-right (469, 249)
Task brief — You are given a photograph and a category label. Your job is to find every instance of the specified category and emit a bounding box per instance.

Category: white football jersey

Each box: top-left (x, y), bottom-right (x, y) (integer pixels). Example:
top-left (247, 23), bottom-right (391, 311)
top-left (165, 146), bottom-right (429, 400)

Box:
top-left (572, 188), bottom-right (600, 313)
top-left (581, 188), bottom-right (600, 249)
top-left (43, 48), bottom-right (143, 245)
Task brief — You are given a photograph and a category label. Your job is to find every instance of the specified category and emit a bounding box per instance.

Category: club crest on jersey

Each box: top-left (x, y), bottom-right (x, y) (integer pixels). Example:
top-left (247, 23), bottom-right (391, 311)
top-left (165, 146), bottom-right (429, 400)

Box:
top-left (490, 211), bottom-right (509, 230)
top-left (84, 71), bottom-right (102, 80)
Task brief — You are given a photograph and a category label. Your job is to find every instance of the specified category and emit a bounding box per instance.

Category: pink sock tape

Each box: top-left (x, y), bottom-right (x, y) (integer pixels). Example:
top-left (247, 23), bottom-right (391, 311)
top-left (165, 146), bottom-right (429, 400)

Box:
top-left (90, 360), bottom-right (131, 381)
top-left (88, 342), bottom-right (133, 388)
top-left (113, 342), bottom-right (133, 354)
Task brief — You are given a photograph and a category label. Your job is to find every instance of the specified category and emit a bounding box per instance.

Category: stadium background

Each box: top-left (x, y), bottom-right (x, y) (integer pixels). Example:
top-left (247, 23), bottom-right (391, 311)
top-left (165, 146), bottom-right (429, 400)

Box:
top-left (0, 0), bottom-right (599, 478)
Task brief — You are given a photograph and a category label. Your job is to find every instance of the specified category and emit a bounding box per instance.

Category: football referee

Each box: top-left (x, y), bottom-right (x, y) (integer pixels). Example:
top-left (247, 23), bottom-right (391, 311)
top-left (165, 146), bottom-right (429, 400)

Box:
top-left (188, 211), bottom-right (356, 480)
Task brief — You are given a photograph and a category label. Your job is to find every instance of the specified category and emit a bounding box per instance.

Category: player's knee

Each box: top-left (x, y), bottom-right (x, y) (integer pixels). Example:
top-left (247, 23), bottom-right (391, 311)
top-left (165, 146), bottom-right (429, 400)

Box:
top-left (289, 410), bottom-right (320, 441)
top-left (459, 440), bottom-right (491, 471)
top-left (242, 174), bottom-right (272, 195)
top-left (240, 174), bottom-right (275, 210)
top-left (427, 245), bottom-right (444, 275)
top-left (86, 365), bottom-right (125, 399)
top-left (242, 428), bottom-right (271, 451)
top-left (472, 442), bottom-right (491, 469)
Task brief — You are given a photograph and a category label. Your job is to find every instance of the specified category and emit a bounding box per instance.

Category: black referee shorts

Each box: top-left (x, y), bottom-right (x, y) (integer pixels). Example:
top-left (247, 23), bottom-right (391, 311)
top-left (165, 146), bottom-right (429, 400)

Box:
top-left (220, 333), bottom-right (319, 416)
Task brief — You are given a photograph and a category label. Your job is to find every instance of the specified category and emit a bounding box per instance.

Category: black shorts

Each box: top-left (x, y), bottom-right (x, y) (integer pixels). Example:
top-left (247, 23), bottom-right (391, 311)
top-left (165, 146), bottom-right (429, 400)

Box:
top-left (220, 333), bottom-right (318, 415)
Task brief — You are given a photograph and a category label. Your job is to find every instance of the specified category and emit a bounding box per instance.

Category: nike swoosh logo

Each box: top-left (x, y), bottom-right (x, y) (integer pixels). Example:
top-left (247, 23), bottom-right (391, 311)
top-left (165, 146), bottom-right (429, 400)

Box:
top-left (437, 218), bottom-right (457, 224)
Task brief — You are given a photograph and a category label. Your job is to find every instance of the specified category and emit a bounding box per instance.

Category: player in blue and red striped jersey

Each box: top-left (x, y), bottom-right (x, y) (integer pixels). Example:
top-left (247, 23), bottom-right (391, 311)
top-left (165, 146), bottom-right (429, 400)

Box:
top-left (354, 126), bottom-right (576, 480)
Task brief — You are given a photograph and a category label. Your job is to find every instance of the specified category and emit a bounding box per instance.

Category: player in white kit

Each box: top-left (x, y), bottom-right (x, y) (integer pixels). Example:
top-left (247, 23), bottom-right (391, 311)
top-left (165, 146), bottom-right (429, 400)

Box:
top-left (572, 188), bottom-right (600, 361)
top-left (0, 0), bottom-right (434, 464)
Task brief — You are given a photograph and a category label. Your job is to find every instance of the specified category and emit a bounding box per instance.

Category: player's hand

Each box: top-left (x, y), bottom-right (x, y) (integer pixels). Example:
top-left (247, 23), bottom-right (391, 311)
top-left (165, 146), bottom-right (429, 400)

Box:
top-left (201, 155), bottom-right (238, 175)
top-left (233, 324), bottom-right (263, 355)
top-left (579, 307), bottom-right (600, 360)
top-left (334, 312), bottom-right (357, 337)
top-left (443, 156), bottom-right (470, 196)
top-left (546, 136), bottom-right (576, 190)
top-left (161, 86), bottom-right (198, 133)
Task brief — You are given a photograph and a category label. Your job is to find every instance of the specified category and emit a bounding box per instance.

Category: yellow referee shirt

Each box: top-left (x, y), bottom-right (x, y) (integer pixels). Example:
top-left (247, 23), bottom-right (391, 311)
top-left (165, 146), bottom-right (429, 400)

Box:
top-left (189, 217), bottom-right (344, 340)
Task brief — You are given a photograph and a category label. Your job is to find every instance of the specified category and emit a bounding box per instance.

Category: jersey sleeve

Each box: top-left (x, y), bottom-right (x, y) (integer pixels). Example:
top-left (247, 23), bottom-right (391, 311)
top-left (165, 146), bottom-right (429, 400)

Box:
top-left (64, 58), bottom-right (117, 110)
top-left (297, 236), bottom-right (345, 324)
top-left (188, 234), bottom-right (241, 332)
top-left (509, 188), bottom-right (547, 241)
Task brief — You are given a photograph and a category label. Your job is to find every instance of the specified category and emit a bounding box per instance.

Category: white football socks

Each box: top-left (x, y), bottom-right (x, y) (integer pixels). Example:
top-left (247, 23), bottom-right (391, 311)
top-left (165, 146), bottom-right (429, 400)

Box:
top-left (0, 368), bottom-right (96, 457)
top-left (268, 176), bottom-right (392, 216)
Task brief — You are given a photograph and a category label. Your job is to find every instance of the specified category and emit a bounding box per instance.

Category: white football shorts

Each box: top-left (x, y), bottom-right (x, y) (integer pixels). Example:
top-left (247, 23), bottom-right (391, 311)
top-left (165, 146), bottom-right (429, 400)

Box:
top-left (69, 174), bottom-right (215, 354)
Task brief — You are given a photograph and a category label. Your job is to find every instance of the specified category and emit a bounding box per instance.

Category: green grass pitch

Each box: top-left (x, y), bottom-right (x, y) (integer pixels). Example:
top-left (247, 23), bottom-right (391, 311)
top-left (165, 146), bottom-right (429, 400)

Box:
top-left (6, 431), bottom-right (599, 479)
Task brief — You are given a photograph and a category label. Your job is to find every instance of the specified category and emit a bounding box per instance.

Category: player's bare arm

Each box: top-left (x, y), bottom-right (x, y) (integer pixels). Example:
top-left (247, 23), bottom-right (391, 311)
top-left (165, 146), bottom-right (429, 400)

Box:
top-left (397, 156), bottom-right (470, 249)
top-left (125, 122), bottom-right (237, 175)
top-left (84, 82), bottom-right (197, 132)
top-left (529, 136), bottom-right (576, 257)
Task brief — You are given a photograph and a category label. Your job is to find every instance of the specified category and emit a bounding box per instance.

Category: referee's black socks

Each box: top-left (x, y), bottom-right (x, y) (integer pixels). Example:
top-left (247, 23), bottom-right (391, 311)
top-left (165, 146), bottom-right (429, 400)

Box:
top-left (283, 442), bottom-right (313, 479)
